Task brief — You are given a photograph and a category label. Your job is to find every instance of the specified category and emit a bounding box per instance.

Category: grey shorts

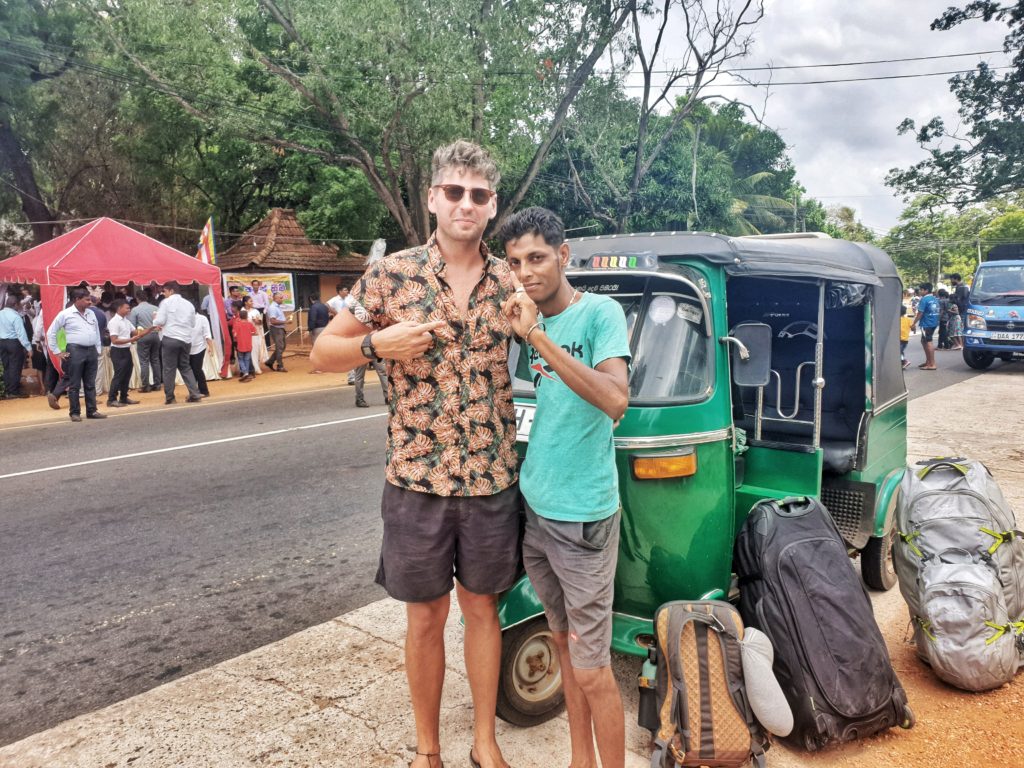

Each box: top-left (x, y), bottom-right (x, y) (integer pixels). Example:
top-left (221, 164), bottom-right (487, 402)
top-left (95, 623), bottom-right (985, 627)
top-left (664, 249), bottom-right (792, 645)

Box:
top-left (522, 503), bottom-right (620, 669)
top-left (375, 482), bottom-right (523, 603)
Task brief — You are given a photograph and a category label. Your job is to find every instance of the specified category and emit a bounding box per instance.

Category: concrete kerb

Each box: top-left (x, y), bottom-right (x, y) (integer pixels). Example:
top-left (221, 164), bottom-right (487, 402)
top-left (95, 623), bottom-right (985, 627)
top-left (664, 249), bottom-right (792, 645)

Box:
top-left (1, 370), bottom-right (1022, 767)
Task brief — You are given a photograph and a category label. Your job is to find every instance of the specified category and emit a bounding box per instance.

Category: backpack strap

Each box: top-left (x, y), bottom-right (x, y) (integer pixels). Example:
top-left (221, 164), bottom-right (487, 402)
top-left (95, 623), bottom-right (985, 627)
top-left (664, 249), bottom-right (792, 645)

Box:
top-left (979, 527), bottom-right (1023, 555)
top-left (916, 459), bottom-right (970, 480)
top-left (665, 609), bottom-right (702, 755)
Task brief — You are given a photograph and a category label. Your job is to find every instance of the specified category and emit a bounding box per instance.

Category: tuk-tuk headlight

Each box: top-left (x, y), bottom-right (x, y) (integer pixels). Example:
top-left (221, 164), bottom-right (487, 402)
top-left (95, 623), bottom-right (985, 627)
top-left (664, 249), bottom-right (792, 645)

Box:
top-left (631, 450), bottom-right (697, 480)
top-left (967, 314), bottom-right (986, 330)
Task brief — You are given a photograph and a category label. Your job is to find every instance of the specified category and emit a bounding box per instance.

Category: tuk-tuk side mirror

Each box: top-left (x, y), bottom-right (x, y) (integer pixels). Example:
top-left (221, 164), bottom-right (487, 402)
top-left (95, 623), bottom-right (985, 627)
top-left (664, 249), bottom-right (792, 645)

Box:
top-left (721, 323), bottom-right (772, 387)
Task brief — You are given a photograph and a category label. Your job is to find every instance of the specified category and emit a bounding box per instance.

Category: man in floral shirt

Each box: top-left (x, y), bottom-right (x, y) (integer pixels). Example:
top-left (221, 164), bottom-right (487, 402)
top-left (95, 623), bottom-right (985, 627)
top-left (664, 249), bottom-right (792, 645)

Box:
top-left (311, 141), bottom-right (518, 768)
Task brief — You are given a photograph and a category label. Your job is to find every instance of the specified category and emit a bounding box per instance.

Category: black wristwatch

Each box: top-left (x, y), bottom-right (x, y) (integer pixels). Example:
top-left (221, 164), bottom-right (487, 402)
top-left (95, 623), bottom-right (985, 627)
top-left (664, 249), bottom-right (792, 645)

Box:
top-left (360, 333), bottom-right (377, 360)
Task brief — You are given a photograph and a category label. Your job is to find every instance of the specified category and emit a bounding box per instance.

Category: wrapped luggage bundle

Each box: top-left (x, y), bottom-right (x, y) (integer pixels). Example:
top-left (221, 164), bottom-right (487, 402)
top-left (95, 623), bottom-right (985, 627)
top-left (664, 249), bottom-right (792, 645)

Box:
top-left (895, 458), bottom-right (1024, 691)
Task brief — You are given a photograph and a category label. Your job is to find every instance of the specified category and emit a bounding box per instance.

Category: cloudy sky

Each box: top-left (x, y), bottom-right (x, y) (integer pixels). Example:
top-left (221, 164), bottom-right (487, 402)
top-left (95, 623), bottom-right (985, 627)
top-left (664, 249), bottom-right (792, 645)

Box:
top-left (685, 0), bottom-right (1011, 234)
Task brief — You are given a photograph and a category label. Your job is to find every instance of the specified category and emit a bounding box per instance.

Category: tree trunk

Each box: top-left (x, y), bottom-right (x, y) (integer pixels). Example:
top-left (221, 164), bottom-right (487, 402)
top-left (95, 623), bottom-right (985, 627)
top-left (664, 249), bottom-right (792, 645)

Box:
top-left (0, 115), bottom-right (57, 245)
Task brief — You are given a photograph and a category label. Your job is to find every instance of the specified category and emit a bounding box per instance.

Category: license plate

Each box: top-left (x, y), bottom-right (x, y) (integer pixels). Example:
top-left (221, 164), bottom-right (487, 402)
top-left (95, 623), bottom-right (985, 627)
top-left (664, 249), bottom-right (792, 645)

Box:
top-left (991, 332), bottom-right (1024, 340)
top-left (515, 404), bottom-right (535, 441)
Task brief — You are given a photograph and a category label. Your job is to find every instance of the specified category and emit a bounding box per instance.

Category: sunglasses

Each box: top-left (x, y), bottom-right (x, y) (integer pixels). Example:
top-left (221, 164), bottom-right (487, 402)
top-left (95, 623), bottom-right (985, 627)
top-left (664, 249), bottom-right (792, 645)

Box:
top-left (433, 184), bottom-right (496, 206)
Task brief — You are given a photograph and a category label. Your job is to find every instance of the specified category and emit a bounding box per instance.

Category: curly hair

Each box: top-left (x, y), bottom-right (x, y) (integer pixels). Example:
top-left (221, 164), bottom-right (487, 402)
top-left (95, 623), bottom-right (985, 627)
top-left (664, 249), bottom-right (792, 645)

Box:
top-left (431, 140), bottom-right (500, 188)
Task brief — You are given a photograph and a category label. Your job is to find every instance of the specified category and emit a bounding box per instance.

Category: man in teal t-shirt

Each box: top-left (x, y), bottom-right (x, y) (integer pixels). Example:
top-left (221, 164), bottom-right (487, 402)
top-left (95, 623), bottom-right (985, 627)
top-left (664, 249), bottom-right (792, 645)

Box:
top-left (500, 207), bottom-right (630, 768)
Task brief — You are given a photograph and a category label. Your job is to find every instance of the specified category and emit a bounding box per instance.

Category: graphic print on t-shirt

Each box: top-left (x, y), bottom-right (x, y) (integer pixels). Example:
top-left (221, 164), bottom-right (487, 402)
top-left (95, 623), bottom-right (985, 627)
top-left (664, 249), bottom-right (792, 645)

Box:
top-left (527, 339), bottom-right (584, 387)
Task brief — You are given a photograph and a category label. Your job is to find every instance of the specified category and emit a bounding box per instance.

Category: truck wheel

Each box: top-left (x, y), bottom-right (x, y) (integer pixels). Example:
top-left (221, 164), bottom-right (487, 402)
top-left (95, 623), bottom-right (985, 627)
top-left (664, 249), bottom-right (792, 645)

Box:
top-left (496, 617), bottom-right (564, 727)
top-left (862, 521), bottom-right (898, 591)
top-left (963, 349), bottom-right (994, 370)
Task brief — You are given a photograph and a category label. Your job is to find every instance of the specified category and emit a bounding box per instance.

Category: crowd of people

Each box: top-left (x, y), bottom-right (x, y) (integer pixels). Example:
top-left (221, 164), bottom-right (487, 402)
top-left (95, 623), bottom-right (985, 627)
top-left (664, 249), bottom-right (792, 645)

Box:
top-left (902, 273), bottom-right (970, 371)
top-left (0, 277), bottom-right (385, 418)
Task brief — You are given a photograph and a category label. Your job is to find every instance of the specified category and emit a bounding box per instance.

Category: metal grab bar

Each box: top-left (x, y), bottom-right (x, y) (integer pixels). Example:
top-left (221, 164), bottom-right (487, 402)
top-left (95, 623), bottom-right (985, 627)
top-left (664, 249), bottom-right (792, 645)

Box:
top-left (766, 361), bottom-right (816, 419)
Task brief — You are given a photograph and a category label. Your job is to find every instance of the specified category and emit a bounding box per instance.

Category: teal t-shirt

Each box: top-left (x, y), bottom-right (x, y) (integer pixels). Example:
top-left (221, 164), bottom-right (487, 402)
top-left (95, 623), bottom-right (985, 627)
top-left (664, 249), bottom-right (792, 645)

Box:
top-left (519, 291), bottom-right (631, 522)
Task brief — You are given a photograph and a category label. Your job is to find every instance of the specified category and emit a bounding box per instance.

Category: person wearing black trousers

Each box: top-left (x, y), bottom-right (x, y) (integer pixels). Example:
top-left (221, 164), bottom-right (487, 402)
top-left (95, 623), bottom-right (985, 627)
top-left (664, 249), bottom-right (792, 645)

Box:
top-left (106, 299), bottom-right (153, 407)
top-left (189, 312), bottom-right (214, 396)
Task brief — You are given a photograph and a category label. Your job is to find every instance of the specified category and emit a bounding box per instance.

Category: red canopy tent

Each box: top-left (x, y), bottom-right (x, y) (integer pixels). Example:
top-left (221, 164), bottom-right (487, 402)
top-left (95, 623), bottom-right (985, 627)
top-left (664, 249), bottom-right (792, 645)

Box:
top-left (0, 218), bottom-right (232, 376)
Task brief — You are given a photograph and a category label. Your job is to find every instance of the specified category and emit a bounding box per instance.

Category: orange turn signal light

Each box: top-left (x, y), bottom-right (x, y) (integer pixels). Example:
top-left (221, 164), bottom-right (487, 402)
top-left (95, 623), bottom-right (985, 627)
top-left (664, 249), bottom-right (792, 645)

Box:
top-left (631, 453), bottom-right (697, 480)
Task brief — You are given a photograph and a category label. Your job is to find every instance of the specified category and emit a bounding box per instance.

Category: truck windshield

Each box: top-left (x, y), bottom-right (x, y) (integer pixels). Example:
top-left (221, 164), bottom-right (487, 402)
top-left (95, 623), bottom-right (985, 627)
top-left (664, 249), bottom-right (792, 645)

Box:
top-left (511, 274), bottom-right (712, 403)
top-left (971, 264), bottom-right (1024, 304)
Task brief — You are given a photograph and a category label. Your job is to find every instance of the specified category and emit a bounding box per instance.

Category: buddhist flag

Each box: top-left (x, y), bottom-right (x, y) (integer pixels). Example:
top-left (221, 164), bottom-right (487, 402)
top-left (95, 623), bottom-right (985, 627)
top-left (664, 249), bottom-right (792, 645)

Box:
top-left (196, 217), bottom-right (216, 265)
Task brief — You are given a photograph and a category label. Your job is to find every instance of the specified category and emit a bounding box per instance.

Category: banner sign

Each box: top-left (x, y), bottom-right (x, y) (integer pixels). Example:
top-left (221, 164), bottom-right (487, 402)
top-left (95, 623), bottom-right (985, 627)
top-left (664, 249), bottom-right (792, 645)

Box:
top-left (223, 272), bottom-right (295, 311)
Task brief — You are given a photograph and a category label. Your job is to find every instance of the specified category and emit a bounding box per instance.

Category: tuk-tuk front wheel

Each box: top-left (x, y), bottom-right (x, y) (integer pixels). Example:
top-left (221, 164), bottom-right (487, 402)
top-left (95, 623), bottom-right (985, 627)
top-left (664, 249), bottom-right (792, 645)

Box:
top-left (496, 617), bottom-right (565, 727)
top-left (963, 349), bottom-right (994, 370)
top-left (861, 521), bottom-right (898, 591)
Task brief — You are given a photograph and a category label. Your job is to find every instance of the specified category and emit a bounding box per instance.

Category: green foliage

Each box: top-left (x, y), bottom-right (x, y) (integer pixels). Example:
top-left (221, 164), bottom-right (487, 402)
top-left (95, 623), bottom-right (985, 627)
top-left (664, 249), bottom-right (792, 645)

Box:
top-left (886, 1), bottom-right (1024, 206)
top-left (880, 195), bottom-right (1017, 284)
top-left (979, 210), bottom-right (1024, 244)
top-left (825, 206), bottom-right (875, 243)
top-left (1, 0), bottom-right (837, 256)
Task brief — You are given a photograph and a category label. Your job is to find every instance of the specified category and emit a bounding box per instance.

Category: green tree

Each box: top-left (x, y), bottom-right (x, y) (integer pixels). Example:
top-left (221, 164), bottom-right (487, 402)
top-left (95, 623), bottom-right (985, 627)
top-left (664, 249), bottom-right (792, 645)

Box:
top-left (0, 0), bottom-right (80, 244)
top-left (825, 206), bottom-right (875, 242)
top-left (886, 1), bottom-right (1024, 207)
top-left (881, 196), bottom-right (1008, 284)
top-left (93, 0), bottom-right (633, 246)
top-left (979, 210), bottom-right (1024, 245)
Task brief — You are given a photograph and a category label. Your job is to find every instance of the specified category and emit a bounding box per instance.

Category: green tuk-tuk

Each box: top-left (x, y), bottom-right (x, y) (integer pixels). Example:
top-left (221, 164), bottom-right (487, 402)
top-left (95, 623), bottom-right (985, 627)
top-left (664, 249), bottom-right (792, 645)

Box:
top-left (496, 232), bottom-right (908, 726)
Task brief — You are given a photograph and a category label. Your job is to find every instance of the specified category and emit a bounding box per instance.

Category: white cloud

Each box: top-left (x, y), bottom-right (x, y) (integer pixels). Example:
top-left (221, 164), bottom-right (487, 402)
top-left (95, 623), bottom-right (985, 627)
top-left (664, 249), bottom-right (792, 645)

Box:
top-left (719, 0), bottom-right (1011, 232)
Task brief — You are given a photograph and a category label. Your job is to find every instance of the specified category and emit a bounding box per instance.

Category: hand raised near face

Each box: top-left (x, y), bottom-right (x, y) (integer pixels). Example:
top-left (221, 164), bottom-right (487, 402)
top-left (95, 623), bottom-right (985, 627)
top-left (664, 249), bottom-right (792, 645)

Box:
top-left (371, 320), bottom-right (446, 361)
top-left (501, 271), bottom-right (539, 339)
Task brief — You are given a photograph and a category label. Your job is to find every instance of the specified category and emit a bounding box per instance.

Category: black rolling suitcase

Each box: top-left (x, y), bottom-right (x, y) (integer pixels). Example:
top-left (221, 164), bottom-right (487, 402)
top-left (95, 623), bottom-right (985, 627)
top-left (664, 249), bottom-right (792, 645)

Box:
top-left (734, 496), bottom-right (913, 751)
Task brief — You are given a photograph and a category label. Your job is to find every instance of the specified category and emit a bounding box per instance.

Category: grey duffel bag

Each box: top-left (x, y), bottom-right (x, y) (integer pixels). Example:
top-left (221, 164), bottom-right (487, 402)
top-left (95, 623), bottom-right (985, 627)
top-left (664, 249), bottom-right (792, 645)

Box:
top-left (895, 458), bottom-right (1024, 691)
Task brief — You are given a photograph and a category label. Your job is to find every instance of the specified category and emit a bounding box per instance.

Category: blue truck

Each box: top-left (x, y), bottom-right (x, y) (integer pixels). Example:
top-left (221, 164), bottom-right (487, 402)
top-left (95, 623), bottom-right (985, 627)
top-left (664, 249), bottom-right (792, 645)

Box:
top-left (962, 245), bottom-right (1024, 369)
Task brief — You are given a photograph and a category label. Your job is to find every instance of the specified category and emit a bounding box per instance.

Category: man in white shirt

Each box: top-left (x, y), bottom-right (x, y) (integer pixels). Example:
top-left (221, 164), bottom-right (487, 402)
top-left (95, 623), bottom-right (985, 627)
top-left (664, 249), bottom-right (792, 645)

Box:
top-left (249, 279), bottom-right (271, 311)
top-left (107, 298), bottom-right (153, 407)
top-left (266, 291), bottom-right (289, 372)
top-left (189, 312), bottom-right (214, 397)
top-left (326, 284), bottom-right (350, 317)
top-left (46, 287), bottom-right (106, 421)
top-left (153, 282), bottom-right (204, 404)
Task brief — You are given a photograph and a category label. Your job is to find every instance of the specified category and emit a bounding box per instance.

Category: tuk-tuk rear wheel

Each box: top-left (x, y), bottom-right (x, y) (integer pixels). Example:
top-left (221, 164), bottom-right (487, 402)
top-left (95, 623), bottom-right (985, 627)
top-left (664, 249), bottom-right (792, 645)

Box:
top-left (496, 617), bottom-right (565, 727)
top-left (861, 521), bottom-right (898, 591)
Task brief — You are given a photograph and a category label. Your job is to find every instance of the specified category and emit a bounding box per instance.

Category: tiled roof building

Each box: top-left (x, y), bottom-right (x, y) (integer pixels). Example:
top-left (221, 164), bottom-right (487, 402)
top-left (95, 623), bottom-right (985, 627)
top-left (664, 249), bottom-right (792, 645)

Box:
top-left (217, 208), bottom-right (366, 274)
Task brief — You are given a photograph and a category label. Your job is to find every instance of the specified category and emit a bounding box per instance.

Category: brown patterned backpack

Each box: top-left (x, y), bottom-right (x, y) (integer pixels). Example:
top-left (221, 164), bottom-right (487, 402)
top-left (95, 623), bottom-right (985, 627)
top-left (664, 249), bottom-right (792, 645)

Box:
top-left (650, 600), bottom-right (768, 768)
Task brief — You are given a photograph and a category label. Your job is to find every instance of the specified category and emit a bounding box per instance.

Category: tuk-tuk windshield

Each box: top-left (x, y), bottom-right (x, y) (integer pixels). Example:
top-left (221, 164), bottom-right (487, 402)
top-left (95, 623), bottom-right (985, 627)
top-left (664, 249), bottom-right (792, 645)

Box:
top-left (511, 275), bottom-right (713, 403)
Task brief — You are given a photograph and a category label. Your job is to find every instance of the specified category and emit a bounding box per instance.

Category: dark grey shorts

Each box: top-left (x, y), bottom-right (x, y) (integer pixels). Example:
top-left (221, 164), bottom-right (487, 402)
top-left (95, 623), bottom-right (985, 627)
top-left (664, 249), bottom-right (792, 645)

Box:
top-left (375, 482), bottom-right (523, 603)
top-left (522, 503), bottom-right (620, 669)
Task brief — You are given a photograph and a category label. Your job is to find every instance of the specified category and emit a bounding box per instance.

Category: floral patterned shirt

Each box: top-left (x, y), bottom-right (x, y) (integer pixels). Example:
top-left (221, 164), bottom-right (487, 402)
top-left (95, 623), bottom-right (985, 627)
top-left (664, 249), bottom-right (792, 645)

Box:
top-left (350, 234), bottom-right (519, 497)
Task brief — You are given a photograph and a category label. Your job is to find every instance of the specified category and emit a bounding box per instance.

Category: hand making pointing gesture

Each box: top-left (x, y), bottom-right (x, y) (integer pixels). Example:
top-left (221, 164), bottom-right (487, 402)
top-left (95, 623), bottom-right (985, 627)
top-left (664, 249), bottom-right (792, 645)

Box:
top-left (371, 319), bottom-right (446, 361)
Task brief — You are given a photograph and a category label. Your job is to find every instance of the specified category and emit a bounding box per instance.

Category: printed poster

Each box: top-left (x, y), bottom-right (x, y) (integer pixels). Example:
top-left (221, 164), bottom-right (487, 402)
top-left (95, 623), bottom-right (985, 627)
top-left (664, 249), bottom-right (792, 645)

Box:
top-left (222, 272), bottom-right (295, 311)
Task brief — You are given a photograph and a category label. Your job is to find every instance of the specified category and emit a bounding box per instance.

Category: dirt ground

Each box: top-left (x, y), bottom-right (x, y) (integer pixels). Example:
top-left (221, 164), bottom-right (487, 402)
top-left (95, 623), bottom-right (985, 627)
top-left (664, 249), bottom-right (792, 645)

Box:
top-left (766, 582), bottom-right (1024, 767)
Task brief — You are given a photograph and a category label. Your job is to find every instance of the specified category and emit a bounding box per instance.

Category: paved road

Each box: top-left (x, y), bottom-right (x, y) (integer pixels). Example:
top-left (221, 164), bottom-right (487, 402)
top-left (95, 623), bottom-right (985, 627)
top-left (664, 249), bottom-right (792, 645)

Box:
top-left (0, 388), bottom-right (391, 746)
top-left (1, 343), bottom-right (1017, 748)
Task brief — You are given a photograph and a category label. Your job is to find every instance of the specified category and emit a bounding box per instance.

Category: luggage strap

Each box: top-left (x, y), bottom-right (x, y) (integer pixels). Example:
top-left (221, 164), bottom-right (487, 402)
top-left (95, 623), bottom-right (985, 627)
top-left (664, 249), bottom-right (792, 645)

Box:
top-left (899, 530), bottom-right (924, 558)
top-left (915, 617), bottom-right (936, 641)
top-left (985, 621), bottom-right (1024, 645)
top-left (916, 459), bottom-right (969, 479)
top-left (979, 527), bottom-right (1020, 555)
